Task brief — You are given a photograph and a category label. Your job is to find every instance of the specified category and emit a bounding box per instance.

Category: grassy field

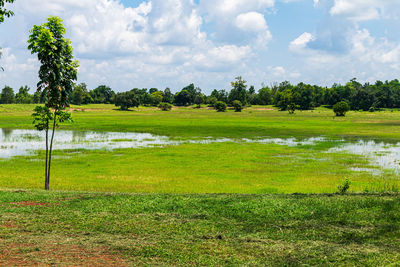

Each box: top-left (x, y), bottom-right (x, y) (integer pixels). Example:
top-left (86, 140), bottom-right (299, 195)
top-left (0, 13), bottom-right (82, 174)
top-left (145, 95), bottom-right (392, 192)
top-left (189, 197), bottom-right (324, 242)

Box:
top-left (0, 104), bottom-right (400, 265)
top-left (1, 190), bottom-right (399, 265)
top-left (0, 104), bottom-right (399, 193)
top-left (1, 103), bottom-right (400, 140)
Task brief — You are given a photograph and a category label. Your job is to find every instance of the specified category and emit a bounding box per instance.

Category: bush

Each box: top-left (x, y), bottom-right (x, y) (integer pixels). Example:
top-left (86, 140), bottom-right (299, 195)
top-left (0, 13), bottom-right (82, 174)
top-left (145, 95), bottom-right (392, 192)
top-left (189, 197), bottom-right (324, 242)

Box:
top-left (214, 101), bottom-right (227, 112)
top-left (114, 91), bottom-right (139, 110)
top-left (337, 179), bottom-right (351, 194)
top-left (232, 100), bottom-right (242, 112)
top-left (287, 103), bottom-right (296, 114)
top-left (158, 102), bottom-right (172, 111)
top-left (333, 101), bottom-right (350, 116)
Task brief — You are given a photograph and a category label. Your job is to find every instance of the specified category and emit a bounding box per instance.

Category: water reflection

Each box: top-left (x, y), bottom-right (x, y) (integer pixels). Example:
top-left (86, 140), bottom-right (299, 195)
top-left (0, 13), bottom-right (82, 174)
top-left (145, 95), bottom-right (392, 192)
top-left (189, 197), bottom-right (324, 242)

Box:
top-left (1, 128), bottom-right (13, 141)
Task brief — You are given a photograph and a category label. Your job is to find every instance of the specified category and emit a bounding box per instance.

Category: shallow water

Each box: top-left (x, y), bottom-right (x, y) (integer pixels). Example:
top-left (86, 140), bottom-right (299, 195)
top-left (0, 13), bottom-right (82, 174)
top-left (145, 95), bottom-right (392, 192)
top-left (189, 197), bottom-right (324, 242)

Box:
top-left (0, 128), bottom-right (328, 159)
top-left (329, 140), bottom-right (400, 174)
top-left (0, 129), bottom-right (174, 158)
top-left (1, 128), bottom-right (400, 174)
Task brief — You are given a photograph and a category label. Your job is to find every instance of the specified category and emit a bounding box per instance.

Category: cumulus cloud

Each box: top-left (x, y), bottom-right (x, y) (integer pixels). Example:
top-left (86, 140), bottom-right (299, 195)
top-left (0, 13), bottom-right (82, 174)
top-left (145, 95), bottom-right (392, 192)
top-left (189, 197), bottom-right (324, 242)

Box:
top-left (1, 0), bottom-right (276, 92)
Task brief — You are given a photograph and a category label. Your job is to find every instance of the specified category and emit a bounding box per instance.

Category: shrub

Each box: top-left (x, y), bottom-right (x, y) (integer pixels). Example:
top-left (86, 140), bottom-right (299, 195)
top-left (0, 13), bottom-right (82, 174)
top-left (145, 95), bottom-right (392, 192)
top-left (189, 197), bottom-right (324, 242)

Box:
top-left (158, 102), bottom-right (172, 111)
top-left (232, 100), bottom-right (242, 112)
top-left (287, 103), bottom-right (296, 114)
top-left (114, 91), bottom-right (139, 110)
top-left (333, 101), bottom-right (350, 116)
top-left (214, 101), bottom-right (227, 112)
top-left (337, 179), bottom-right (351, 194)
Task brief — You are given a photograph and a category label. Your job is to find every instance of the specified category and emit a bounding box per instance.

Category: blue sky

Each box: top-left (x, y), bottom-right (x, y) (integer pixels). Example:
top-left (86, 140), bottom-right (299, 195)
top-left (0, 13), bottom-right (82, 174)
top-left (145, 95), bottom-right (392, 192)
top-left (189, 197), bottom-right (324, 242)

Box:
top-left (1, 0), bottom-right (400, 93)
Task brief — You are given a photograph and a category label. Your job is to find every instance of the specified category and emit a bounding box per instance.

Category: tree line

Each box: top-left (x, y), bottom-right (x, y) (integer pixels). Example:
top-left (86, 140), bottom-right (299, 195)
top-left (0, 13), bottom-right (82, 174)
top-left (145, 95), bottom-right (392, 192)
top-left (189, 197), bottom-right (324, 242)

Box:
top-left (3, 77), bottom-right (400, 112)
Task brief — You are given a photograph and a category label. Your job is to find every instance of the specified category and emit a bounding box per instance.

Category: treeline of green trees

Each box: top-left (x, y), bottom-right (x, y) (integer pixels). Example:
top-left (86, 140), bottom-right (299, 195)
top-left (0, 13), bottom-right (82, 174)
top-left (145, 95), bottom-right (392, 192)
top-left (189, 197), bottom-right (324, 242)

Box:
top-left (2, 77), bottom-right (400, 111)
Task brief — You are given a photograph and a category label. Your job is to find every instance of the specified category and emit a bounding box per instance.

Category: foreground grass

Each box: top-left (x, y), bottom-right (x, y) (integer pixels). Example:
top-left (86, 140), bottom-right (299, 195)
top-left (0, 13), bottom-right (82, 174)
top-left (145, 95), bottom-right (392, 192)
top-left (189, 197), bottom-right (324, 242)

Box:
top-left (0, 190), bottom-right (399, 265)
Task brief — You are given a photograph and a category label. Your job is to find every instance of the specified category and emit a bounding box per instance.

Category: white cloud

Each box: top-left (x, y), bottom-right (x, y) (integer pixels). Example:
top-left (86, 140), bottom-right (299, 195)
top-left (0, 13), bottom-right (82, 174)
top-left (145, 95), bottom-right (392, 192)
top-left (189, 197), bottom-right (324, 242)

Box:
top-left (329, 0), bottom-right (399, 21)
top-left (235, 12), bottom-right (267, 32)
top-left (1, 0), bottom-right (275, 92)
top-left (289, 32), bottom-right (315, 53)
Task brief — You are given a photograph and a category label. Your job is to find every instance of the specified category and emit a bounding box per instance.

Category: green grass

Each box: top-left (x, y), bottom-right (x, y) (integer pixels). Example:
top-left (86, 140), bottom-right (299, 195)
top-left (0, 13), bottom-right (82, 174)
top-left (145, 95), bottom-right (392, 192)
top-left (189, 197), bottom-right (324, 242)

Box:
top-left (1, 104), bottom-right (400, 140)
top-left (0, 104), bottom-right (400, 193)
top-left (1, 142), bottom-right (398, 193)
top-left (1, 104), bottom-right (400, 265)
top-left (0, 190), bottom-right (399, 265)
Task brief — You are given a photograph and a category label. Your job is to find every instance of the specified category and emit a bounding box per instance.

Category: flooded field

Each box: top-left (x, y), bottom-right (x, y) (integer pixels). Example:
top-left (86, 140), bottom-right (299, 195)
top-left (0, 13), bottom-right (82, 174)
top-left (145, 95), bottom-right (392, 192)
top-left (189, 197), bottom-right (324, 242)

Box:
top-left (1, 128), bottom-right (400, 174)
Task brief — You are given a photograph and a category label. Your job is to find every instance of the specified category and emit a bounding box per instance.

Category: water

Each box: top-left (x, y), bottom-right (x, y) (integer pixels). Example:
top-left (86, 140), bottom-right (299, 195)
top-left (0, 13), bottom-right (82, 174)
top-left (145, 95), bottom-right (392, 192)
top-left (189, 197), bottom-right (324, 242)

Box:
top-left (0, 129), bottom-right (174, 158)
top-left (1, 128), bottom-right (400, 174)
top-left (0, 129), bottom-right (328, 159)
top-left (329, 140), bottom-right (400, 174)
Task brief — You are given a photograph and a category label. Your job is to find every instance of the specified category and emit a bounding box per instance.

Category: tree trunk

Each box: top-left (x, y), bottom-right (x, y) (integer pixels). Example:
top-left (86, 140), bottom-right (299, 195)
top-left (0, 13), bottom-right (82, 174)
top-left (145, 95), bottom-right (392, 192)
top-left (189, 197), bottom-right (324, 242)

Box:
top-left (47, 112), bottom-right (57, 191)
top-left (45, 125), bottom-right (49, 190)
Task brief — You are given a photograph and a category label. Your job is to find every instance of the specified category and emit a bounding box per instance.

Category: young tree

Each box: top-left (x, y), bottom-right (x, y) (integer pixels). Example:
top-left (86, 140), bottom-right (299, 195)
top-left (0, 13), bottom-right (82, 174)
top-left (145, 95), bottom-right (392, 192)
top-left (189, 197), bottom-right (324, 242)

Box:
top-left (28, 16), bottom-right (79, 190)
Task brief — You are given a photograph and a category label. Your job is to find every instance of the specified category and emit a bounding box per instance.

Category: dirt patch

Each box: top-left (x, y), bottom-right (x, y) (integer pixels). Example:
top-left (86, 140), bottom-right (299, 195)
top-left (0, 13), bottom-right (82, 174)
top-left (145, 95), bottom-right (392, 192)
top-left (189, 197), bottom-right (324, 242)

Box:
top-left (10, 201), bottom-right (51, 207)
top-left (0, 242), bottom-right (129, 266)
top-left (0, 221), bottom-right (16, 228)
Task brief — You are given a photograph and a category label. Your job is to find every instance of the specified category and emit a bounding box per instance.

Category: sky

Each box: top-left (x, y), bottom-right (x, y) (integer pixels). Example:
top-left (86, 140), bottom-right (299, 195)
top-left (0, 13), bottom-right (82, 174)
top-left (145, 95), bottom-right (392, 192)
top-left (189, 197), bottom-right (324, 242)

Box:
top-left (1, 0), bottom-right (400, 94)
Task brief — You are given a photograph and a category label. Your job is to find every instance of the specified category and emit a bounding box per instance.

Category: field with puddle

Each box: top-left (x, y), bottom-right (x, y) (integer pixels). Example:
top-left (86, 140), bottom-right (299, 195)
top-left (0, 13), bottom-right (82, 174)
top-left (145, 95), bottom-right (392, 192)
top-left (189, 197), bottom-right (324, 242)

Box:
top-left (1, 123), bottom-right (399, 193)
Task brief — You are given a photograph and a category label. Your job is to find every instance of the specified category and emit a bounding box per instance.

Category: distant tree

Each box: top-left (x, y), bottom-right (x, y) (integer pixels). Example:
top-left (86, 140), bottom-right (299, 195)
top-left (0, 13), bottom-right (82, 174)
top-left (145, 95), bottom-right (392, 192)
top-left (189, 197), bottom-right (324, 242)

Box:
top-left (214, 101), bottom-right (227, 112)
top-left (232, 100), bottom-right (242, 112)
top-left (33, 90), bottom-right (45, 104)
top-left (114, 91), bottom-right (139, 110)
top-left (28, 16), bottom-right (78, 190)
top-left (71, 83), bottom-right (92, 105)
top-left (181, 83), bottom-right (197, 104)
top-left (247, 85), bottom-right (258, 105)
top-left (207, 96), bottom-right (217, 107)
top-left (15, 86), bottom-right (33, 104)
top-left (257, 86), bottom-right (272, 105)
top-left (149, 88), bottom-right (158, 94)
top-left (229, 76), bottom-right (248, 105)
top-left (211, 89), bottom-right (228, 103)
top-left (90, 85), bottom-right (115, 104)
top-left (0, 85), bottom-right (14, 103)
top-left (333, 101), bottom-right (350, 117)
top-left (194, 94), bottom-right (205, 108)
top-left (150, 91), bottom-right (163, 106)
top-left (163, 87), bottom-right (174, 103)
top-left (174, 90), bottom-right (191, 106)
top-left (158, 102), bottom-right (172, 111)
